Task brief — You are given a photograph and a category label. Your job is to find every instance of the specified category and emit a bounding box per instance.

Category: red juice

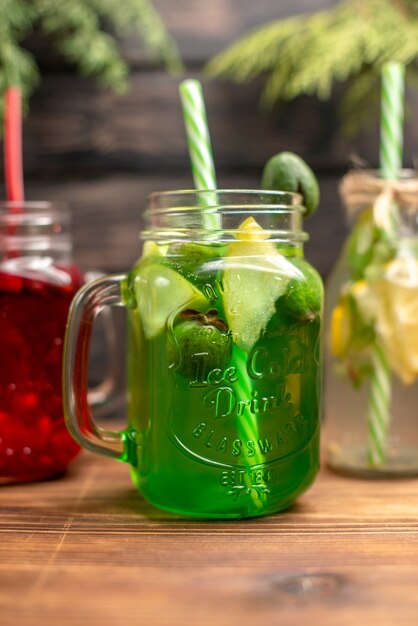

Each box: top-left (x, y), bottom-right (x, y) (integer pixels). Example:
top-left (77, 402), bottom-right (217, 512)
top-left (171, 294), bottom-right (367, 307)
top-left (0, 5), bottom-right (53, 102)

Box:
top-left (0, 264), bottom-right (84, 483)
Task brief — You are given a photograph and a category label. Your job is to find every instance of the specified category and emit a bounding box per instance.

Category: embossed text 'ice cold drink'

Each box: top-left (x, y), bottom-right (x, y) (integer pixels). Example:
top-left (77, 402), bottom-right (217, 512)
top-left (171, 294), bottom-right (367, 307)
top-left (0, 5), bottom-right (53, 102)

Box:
top-left (64, 191), bottom-right (323, 518)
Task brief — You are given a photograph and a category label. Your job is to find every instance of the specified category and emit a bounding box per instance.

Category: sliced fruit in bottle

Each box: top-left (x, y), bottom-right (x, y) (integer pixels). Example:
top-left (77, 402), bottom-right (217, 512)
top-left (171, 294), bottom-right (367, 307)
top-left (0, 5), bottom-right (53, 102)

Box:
top-left (167, 313), bottom-right (232, 377)
top-left (134, 263), bottom-right (205, 338)
top-left (222, 218), bottom-right (299, 351)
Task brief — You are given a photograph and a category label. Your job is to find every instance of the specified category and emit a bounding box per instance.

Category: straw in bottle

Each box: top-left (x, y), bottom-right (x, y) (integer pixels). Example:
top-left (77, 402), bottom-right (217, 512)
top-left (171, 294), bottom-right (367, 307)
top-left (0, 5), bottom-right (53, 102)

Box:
top-left (367, 62), bottom-right (405, 467)
top-left (380, 63), bottom-right (405, 179)
top-left (178, 79), bottom-right (264, 506)
top-left (178, 80), bottom-right (221, 230)
top-left (3, 86), bottom-right (25, 204)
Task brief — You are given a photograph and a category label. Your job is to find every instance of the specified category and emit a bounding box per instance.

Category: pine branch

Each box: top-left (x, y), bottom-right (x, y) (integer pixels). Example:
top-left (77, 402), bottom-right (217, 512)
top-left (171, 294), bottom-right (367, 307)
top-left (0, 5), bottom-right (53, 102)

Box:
top-left (91, 0), bottom-right (184, 73)
top-left (0, 0), bottom-right (38, 86)
top-left (0, 0), bottom-right (39, 122)
top-left (35, 0), bottom-right (129, 93)
top-left (339, 71), bottom-right (380, 137)
top-left (206, 0), bottom-right (418, 133)
top-left (0, 0), bottom-right (182, 124)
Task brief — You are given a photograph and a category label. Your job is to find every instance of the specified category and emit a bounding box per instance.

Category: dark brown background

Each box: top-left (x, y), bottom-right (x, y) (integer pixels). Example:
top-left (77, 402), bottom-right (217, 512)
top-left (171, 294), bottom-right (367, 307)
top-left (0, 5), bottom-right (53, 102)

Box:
top-left (2, 0), bottom-right (417, 277)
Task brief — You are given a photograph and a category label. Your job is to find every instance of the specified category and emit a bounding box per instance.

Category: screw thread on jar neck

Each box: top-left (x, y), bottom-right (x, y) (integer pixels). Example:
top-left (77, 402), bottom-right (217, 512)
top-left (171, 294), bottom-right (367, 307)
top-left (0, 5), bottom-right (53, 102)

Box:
top-left (0, 201), bottom-right (72, 264)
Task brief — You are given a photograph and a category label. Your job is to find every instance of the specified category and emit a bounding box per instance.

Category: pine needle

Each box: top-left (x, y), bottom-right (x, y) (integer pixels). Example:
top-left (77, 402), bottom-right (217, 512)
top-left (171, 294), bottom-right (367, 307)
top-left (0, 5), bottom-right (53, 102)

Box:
top-left (206, 0), bottom-right (418, 133)
top-left (0, 0), bottom-right (182, 123)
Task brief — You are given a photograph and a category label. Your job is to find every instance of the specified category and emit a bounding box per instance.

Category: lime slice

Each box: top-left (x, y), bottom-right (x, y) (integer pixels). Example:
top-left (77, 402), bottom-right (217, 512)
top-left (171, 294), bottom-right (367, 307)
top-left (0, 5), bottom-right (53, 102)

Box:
top-left (222, 218), bottom-right (299, 351)
top-left (167, 319), bottom-right (232, 378)
top-left (280, 258), bottom-right (322, 322)
top-left (261, 151), bottom-right (320, 217)
top-left (134, 264), bottom-right (204, 338)
top-left (167, 241), bottom-right (225, 286)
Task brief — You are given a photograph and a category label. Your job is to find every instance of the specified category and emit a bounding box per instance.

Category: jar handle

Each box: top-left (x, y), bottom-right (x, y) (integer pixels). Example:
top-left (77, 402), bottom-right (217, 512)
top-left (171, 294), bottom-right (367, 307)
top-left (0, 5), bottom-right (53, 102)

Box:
top-left (63, 274), bottom-right (134, 463)
top-left (83, 271), bottom-right (124, 413)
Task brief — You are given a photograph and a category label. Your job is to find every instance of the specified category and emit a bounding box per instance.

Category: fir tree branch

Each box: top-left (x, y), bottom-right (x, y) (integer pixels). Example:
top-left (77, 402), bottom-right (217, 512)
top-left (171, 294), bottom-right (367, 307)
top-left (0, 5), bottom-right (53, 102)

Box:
top-left (0, 0), bottom-right (182, 125)
top-left (0, 0), bottom-right (39, 121)
top-left (206, 0), bottom-right (418, 133)
top-left (91, 0), bottom-right (184, 73)
top-left (339, 70), bottom-right (380, 137)
top-left (34, 0), bottom-right (129, 93)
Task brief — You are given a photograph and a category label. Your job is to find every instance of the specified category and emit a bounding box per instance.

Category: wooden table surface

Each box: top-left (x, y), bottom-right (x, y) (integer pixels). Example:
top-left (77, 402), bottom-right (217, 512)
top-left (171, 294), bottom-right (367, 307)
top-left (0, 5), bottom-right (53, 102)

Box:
top-left (1, 452), bottom-right (418, 626)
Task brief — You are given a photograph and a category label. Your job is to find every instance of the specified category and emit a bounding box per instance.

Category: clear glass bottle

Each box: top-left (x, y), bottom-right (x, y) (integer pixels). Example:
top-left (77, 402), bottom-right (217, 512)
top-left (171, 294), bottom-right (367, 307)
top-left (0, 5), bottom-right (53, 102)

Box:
top-left (325, 171), bottom-right (418, 477)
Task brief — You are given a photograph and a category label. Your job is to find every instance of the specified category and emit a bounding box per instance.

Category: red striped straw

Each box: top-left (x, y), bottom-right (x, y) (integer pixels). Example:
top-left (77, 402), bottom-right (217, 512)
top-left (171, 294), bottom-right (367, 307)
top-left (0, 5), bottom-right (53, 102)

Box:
top-left (4, 86), bottom-right (25, 207)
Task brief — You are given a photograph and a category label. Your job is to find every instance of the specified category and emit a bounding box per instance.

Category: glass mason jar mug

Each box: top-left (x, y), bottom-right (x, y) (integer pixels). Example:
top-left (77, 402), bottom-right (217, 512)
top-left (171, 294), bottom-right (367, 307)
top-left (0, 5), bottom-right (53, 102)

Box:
top-left (325, 170), bottom-right (418, 477)
top-left (64, 191), bottom-right (323, 518)
top-left (0, 201), bottom-right (118, 484)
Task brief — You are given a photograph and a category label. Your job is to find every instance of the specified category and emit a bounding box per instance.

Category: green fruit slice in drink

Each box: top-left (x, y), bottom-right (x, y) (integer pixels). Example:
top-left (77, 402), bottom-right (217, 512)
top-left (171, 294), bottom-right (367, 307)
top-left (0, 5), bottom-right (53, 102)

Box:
top-left (134, 263), bottom-right (205, 338)
top-left (167, 313), bottom-right (232, 378)
top-left (167, 242), bottom-right (225, 283)
top-left (280, 258), bottom-right (322, 322)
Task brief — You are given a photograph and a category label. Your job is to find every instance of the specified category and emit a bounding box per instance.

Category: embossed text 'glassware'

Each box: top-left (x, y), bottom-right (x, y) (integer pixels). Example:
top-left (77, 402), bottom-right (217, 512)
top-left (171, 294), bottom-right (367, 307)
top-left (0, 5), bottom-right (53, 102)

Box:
top-left (64, 191), bottom-right (323, 518)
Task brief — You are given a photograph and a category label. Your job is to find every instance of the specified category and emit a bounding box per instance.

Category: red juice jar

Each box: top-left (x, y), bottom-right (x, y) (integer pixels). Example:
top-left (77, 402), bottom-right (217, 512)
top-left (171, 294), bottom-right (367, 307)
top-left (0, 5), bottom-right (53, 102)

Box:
top-left (0, 201), bottom-right (85, 483)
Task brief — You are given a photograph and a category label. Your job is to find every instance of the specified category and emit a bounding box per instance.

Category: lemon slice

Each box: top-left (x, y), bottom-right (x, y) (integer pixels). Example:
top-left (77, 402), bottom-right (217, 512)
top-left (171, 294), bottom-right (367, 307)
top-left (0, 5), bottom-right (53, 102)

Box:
top-left (134, 264), bottom-right (204, 338)
top-left (142, 241), bottom-right (168, 257)
top-left (330, 302), bottom-right (351, 358)
top-left (352, 259), bottom-right (418, 385)
top-left (236, 217), bottom-right (270, 242)
top-left (222, 218), bottom-right (299, 351)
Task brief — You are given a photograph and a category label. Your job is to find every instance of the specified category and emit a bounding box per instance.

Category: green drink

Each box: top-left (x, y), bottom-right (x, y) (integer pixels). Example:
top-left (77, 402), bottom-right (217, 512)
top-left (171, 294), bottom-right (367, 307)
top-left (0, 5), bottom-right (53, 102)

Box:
top-left (63, 190), bottom-right (323, 519)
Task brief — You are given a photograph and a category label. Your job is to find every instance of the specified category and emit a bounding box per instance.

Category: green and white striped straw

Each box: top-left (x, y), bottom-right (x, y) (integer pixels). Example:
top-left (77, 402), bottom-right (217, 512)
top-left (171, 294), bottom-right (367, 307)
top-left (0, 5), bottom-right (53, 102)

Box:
top-left (367, 62), bottom-right (405, 467)
top-left (380, 62), bottom-right (405, 179)
top-left (368, 343), bottom-right (392, 466)
top-left (233, 347), bottom-right (266, 510)
top-left (179, 79), bottom-right (221, 230)
top-left (179, 79), bottom-right (265, 507)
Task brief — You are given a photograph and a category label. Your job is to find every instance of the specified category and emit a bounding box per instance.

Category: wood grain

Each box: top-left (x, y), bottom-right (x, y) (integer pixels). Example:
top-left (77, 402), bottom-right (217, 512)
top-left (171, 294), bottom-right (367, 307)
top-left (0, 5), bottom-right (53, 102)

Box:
top-left (1, 452), bottom-right (418, 626)
top-left (7, 72), bottom-right (417, 177)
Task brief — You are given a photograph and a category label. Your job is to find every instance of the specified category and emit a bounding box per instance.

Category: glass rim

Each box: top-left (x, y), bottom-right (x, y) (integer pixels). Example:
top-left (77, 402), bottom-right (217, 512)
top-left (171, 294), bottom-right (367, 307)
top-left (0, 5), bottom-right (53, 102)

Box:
top-left (143, 189), bottom-right (308, 243)
top-left (148, 188), bottom-right (303, 203)
top-left (147, 189), bottom-right (305, 217)
top-left (0, 201), bottom-right (70, 225)
top-left (0, 201), bottom-right (70, 219)
top-left (0, 202), bottom-right (71, 235)
top-left (0, 200), bottom-right (68, 211)
top-left (350, 168), bottom-right (417, 179)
